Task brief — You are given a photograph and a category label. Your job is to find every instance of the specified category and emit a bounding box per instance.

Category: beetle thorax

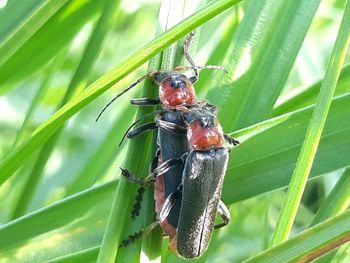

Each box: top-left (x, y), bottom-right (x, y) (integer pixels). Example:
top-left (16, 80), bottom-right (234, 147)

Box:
top-left (187, 117), bottom-right (224, 150)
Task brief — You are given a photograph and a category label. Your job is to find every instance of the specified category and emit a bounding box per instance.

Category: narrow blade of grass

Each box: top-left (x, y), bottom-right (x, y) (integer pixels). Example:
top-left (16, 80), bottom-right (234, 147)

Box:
top-left (9, 0), bottom-right (121, 219)
top-left (273, 63), bottom-right (350, 116)
top-left (310, 167), bottom-right (350, 263)
top-left (0, 0), bottom-right (106, 88)
top-left (12, 51), bottom-right (66, 147)
top-left (0, 0), bottom-right (242, 196)
top-left (311, 168), bottom-right (350, 226)
top-left (64, 104), bottom-right (136, 196)
top-left (270, 0), bottom-right (350, 246)
top-left (206, 0), bottom-right (320, 131)
top-left (0, 0), bottom-right (70, 67)
top-left (243, 209), bottom-right (350, 263)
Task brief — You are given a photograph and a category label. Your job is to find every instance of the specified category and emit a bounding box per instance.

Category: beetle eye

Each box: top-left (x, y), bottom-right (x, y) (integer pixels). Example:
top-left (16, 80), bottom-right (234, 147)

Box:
top-left (169, 77), bottom-right (186, 88)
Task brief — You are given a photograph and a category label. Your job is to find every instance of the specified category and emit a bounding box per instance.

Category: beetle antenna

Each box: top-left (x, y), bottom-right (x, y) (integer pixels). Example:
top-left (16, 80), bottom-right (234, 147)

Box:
top-left (174, 65), bottom-right (228, 74)
top-left (95, 71), bottom-right (158, 122)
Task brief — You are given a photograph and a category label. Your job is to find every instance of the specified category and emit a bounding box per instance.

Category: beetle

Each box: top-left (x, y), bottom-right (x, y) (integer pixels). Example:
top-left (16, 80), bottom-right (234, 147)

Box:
top-left (96, 32), bottom-right (238, 257)
top-left (96, 32), bottom-right (228, 221)
top-left (120, 106), bottom-right (238, 258)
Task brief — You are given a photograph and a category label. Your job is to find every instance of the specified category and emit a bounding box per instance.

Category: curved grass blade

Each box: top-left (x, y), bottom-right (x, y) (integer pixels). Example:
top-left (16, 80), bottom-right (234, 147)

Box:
top-left (64, 105), bottom-right (136, 196)
top-left (223, 94), bottom-right (350, 203)
top-left (9, 0), bottom-right (121, 219)
top-left (273, 63), bottom-right (350, 116)
top-left (1, 94), bottom-right (350, 261)
top-left (0, 0), bottom-right (106, 88)
top-left (311, 167), bottom-right (350, 263)
top-left (243, 209), bottom-right (350, 263)
top-left (0, 0), bottom-right (42, 42)
top-left (11, 51), bottom-right (66, 147)
top-left (0, 0), bottom-right (242, 197)
top-left (0, 0), bottom-right (70, 67)
top-left (206, 0), bottom-right (320, 131)
top-left (270, 0), bottom-right (350, 246)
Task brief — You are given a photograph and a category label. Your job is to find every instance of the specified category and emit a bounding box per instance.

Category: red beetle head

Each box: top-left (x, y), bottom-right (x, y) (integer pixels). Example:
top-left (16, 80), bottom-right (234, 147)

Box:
top-left (159, 73), bottom-right (196, 108)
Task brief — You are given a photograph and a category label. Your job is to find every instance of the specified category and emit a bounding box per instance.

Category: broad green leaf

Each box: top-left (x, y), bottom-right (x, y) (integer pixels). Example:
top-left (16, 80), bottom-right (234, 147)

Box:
top-left (0, 0), bottom-right (70, 67)
top-left (270, 1), bottom-right (350, 245)
top-left (0, 0), bottom-right (243, 195)
top-left (273, 63), bottom-right (350, 116)
top-left (0, 182), bottom-right (115, 263)
top-left (206, 0), bottom-right (320, 131)
top-left (243, 209), bottom-right (350, 263)
top-left (1, 94), bottom-right (350, 262)
top-left (0, 0), bottom-right (106, 88)
top-left (223, 94), bottom-right (350, 203)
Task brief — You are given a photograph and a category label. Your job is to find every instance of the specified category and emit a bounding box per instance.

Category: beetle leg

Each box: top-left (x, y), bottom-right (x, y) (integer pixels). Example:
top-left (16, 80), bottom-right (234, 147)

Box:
top-left (183, 31), bottom-right (199, 84)
top-left (126, 122), bottom-right (158, 139)
top-left (119, 190), bottom-right (177, 248)
top-left (120, 167), bottom-right (155, 219)
top-left (224, 134), bottom-right (240, 146)
top-left (119, 110), bottom-right (163, 146)
top-left (130, 98), bottom-right (161, 106)
top-left (214, 200), bottom-right (231, 229)
top-left (151, 153), bottom-right (188, 177)
top-left (120, 153), bottom-right (186, 185)
top-left (120, 167), bottom-right (154, 185)
top-left (123, 117), bottom-right (186, 143)
top-left (156, 119), bottom-right (187, 134)
top-left (130, 149), bottom-right (161, 219)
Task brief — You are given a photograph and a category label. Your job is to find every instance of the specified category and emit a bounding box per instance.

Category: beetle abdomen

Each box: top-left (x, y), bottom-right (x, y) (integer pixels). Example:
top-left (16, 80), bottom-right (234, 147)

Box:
top-left (176, 148), bottom-right (228, 258)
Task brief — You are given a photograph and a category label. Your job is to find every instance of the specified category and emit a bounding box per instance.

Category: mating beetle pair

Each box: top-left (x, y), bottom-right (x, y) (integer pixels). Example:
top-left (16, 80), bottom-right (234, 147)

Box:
top-left (97, 32), bottom-right (239, 258)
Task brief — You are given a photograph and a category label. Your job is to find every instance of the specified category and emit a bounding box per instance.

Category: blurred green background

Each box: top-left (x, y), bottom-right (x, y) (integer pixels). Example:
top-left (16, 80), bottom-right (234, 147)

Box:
top-left (0, 0), bottom-right (349, 262)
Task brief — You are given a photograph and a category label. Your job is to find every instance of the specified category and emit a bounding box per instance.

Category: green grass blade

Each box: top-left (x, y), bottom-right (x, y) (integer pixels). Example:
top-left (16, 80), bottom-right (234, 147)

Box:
top-left (0, 0), bottom-right (242, 192)
top-left (0, 0), bottom-right (70, 67)
top-left (311, 168), bottom-right (350, 226)
top-left (0, 0), bottom-right (43, 41)
top-left (223, 94), bottom-right (350, 203)
top-left (270, 0), bottom-right (350, 246)
top-left (206, 0), bottom-right (320, 131)
top-left (64, 105), bottom-right (135, 196)
top-left (0, 0), bottom-right (106, 88)
top-left (310, 167), bottom-right (350, 263)
top-left (0, 181), bottom-right (116, 262)
top-left (9, 0), bottom-right (121, 219)
top-left (11, 52), bottom-right (66, 147)
top-left (1, 94), bottom-right (350, 261)
top-left (46, 247), bottom-right (100, 263)
top-left (243, 209), bottom-right (350, 263)
top-left (196, 6), bottom-right (241, 95)
top-left (273, 63), bottom-right (350, 116)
